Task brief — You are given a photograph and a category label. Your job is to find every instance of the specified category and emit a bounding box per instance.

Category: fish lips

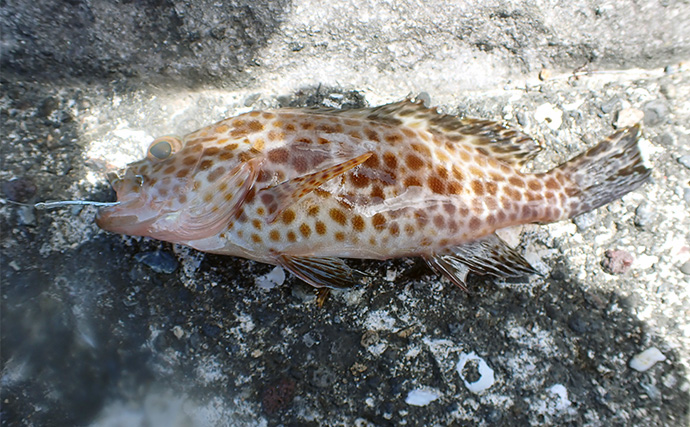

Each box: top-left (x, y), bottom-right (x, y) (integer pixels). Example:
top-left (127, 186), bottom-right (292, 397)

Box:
top-left (96, 198), bottom-right (158, 236)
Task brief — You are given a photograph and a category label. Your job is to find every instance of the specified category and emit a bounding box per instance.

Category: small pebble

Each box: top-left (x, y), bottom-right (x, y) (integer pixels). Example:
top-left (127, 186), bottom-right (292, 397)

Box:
top-left (660, 82), bottom-right (676, 99)
top-left (614, 108), bottom-right (644, 128)
top-left (678, 155), bottom-right (690, 170)
top-left (600, 96), bottom-right (621, 114)
top-left (37, 96), bottom-right (59, 118)
top-left (630, 347), bottom-right (666, 372)
top-left (134, 250), bottom-right (178, 274)
top-left (172, 325), bottom-right (184, 339)
top-left (17, 206), bottom-right (36, 226)
top-left (255, 266), bottom-right (286, 290)
top-left (601, 249), bottom-right (634, 274)
top-left (244, 93), bottom-right (261, 107)
top-left (2, 178), bottom-right (37, 203)
top-left (634, 203), bottom-right (655, 229)
top-left (262, 378), bottom-right (296, 414)
top-left (642, 99), bottom-right (669, 126)
top-left (680, 260), bottom-right (690, 276)
top-left (534, 103), bottom-right (563, 131)
top-left (405, 389), bottom-right (441, 406)
top-left (573, 211), bottom-right (597, 231)
top-left (415, 92), bottom-right (431, 107)
top-left (538, 68), bottom-right (551, 81)
top-left (683, 188), bottom-right (690, 205)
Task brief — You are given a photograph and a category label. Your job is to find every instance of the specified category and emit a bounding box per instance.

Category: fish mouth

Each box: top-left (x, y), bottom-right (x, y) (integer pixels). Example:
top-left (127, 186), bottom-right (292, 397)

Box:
top-left (96, 197), bottom-right (157, 236)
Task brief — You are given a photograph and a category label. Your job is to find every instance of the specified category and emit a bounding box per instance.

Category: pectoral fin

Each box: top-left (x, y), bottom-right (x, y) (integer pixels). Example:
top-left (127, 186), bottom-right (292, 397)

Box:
top-left (259, 152), bottom-right (372, 223)
top-left (278, 255), bottom-right (364, 289)
top-left (424, 233), bottom-right (537, 290)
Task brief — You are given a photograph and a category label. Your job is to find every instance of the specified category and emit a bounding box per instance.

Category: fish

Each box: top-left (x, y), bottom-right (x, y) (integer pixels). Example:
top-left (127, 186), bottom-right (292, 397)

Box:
top-left (96, 99), bottom-right (651, 289)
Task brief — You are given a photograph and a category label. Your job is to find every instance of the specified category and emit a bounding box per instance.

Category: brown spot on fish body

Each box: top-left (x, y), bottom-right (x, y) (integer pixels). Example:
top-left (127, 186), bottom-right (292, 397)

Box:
top-left (207, 166), bottom-right (226, 182)
top-left (198, 160), bottom-right (214, 171)
top-left (370, 186), bottom-right (385, 200)
top-left (383, 152), bottom-right (398, 169)
top-left (428, 176), bottom-right (446, 195)
top-left (315, 221), bottom-right (327, 235)
top-left (385, 133), bottom-right (403, 144)
top-left (308, 205), bottom-right (320, 216)
top-left (509, 176), bottom-right (525, 187)
top-left (299, 223), bottom-right (312, 237)
top-left (231, 128), bottom-right (249, 138)
top-left (404, 176), bottom-right (421, 188)
top-left (485, 181), bottom-right (498, 195)
top-left (471, 180), bottom-right (484, 196)
top-left (372, 213), bottom-right (387, 230)
top-left (528, 180), bottom-right (543, 191)
top-left (268, 148), bottom-right (290, 163)
top-left (448, 181), bottom-right (462, 194)
top-left (329, 208), bottom-right (347, 226)
top-left (433, 214), bottom-right (445, 228)
top-left (282, 210), bottom-right (296, 225)
top-left (545, 177), bottom-right (561, 190)
top-left (365, 128), bottom-right (380, 142)
top-left (406, 154), bottom-right (425, 170)
top-left (352, 215), bottom-right (365, 232)
top-left (204, 146), bottom-right (221, 157)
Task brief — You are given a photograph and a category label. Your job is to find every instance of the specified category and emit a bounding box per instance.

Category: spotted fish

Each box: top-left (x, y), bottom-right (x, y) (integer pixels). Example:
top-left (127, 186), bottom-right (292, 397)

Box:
top-left (96, 100), bottom-right (651, 289)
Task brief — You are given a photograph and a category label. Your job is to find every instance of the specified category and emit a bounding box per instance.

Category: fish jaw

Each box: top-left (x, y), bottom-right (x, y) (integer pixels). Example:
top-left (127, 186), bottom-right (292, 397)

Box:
top-left (96, 199), bottom-right (161, 237)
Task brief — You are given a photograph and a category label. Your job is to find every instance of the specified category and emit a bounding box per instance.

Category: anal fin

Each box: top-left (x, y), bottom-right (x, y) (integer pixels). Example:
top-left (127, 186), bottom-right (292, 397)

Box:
top-left (424, 233), bottom-right (537, 290)
top-left (278, 255), bottom-right (364, 290)
top-left (259, 152), bottom-right (373, 223)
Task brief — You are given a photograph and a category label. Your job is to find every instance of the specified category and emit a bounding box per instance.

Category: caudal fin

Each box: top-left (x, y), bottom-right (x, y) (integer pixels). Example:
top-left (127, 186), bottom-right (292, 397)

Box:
top-left (557, 125), bottom-right (651, 219)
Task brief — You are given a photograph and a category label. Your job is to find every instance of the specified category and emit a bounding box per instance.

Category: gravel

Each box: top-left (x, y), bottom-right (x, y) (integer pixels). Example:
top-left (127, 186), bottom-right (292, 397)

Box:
top-left (1, 1), bottom-right (689, 426)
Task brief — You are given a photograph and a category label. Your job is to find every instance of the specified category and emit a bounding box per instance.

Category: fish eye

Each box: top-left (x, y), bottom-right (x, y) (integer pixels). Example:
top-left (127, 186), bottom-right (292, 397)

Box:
top-left (147, 136), bottom-right (182, 161)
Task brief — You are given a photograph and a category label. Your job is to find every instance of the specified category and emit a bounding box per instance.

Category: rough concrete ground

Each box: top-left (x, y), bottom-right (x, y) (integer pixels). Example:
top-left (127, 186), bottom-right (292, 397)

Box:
top-left (1, 1), bottom-right (690, 426)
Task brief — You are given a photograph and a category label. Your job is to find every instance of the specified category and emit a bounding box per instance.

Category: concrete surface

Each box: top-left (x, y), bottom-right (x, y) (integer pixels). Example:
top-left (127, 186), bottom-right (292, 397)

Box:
top-left (1, 1), bottom-right (689, 426)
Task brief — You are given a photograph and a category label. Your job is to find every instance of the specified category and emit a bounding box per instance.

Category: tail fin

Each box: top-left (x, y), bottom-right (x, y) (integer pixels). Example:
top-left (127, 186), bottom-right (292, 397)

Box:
top-left (557, 125), bottom-right (651, 219)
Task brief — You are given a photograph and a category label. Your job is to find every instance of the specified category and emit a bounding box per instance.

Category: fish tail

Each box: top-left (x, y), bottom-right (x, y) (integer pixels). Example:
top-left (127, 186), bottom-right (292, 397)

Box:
top-left (555, 125), bottom-right (651, 219)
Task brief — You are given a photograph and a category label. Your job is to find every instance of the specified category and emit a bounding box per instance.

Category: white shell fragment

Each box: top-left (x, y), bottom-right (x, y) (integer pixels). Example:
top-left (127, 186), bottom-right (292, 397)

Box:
top-left (615, 107), bottom-right (644, 128)
top-left (255, 266), bottom-right (286, 290)
top-left (405, 389), bottom-right (441, 406)
top-left (629, 347), bottom-right (666, 372)
top-left (548, 384), bottom-right (572, 411)
top-left (534, 103), bottom-right (563, 130)
top-left (456, 352), bottom-right (495, 393)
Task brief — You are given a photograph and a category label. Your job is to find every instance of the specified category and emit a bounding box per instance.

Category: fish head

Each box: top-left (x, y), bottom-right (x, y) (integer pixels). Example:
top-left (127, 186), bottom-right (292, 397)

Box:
top-left (97, 128), bottom-right (260, 243)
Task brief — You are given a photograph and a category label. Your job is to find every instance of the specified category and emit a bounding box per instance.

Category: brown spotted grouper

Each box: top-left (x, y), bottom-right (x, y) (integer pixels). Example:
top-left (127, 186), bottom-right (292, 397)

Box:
top-left (96, 99), bottom-right (651, 289)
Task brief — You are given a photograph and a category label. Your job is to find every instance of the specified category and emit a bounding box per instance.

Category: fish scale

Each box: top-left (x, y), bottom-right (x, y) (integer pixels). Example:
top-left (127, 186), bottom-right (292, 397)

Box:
top-left (97, 99), bottom-right (651, 290)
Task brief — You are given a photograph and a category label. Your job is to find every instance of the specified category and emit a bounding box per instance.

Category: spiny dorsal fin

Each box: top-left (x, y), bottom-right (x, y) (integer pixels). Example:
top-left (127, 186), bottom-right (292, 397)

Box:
top-left (288, 99), bottom-right (541, 167)
top-left (425, 233), bottom-right (538, 289)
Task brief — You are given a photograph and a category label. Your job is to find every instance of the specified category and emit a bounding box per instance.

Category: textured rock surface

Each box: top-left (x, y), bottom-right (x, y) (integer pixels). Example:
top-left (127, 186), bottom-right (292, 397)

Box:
top-left (1, 1), bottom-right (689, 426)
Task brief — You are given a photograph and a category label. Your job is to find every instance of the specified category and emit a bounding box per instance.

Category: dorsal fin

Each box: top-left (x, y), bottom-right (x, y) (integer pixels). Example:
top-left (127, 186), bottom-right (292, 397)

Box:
top-left (286, 99), bottom-right (541, 167)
